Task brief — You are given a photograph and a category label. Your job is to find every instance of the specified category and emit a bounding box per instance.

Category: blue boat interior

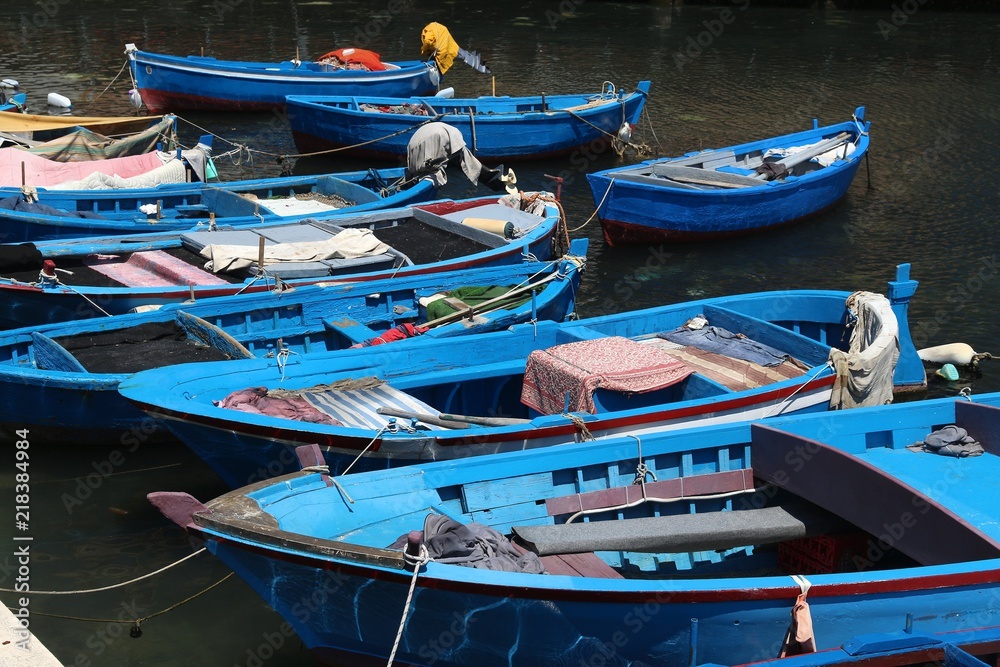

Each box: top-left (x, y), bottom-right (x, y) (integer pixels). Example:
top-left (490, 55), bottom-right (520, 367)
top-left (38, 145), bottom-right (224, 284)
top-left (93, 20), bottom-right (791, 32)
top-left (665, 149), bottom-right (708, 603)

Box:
top-left (228, 399), bottom-right (1000, 584)
top-left (609, 108), bottom-right (869, 192)
top-left (386, 298), bottom-right (846, 425)
top-left (0, 200), bottom-right (536, 287)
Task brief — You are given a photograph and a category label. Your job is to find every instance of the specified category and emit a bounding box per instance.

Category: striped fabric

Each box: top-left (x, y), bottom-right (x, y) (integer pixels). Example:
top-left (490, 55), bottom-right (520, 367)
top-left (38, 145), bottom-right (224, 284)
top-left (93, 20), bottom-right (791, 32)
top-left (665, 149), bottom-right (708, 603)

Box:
top-left (302, 383), bottom-right (443, 430)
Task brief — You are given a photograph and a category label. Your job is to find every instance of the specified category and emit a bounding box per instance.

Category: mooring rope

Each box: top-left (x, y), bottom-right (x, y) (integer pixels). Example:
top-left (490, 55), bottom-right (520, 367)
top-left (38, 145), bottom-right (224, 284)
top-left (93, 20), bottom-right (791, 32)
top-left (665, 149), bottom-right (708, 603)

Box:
top-left (386, 544), bottom-right (430, 667)
top-left (8, 573), bottom-right (235, 633)
top-left (569, 176), bottom-right (614, 233)
top-left (0, 548), bottom-right (207, 595)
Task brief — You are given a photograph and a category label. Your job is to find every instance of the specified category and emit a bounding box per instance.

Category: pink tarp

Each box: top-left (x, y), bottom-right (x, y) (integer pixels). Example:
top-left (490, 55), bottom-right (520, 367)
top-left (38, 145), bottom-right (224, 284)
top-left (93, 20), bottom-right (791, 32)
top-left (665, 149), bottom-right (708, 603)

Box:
top-left (520, 336), bottom-right (694, 415)
top-left (0, 147), bottom-right (165, 187)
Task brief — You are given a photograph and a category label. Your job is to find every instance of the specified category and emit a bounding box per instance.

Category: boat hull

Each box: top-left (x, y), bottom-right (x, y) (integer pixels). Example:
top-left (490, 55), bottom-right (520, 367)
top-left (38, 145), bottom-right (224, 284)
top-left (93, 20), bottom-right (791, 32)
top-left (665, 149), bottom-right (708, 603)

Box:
top-left (128, 50), bottom-right (439, 113)
top-left (200, 518), bottom-right (1000, 667)
top-left (286, 84), bottom-right (650, 161)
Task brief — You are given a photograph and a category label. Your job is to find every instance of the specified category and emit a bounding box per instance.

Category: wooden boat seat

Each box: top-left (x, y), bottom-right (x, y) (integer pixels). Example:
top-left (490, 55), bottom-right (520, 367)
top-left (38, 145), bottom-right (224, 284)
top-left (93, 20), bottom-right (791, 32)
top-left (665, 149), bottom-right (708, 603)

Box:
top-left (258, 224), bottom-right (345, 244)
top-left (752, 424), bottom-right (1000, 566)
top-left (323, 316), bottom-right (381, 345)
top-left (544, 469), bottom-right (755, 518)
top-left (511, 501), bottom-right (844, 557)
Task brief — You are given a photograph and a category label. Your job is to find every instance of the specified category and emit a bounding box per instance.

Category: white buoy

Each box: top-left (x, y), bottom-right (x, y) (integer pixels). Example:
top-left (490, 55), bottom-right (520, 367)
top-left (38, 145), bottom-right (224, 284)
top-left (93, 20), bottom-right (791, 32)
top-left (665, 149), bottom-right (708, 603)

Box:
top-left (0, 79), bottom-right (18, 90)
top-left (128, 88), bottom-right (143, 110)
top-left (47, 92), bottom-right (72, 108)
top-left (918, 343), bottom-right (993, 367)
top-left (434, 87), bottom-right (455, 99)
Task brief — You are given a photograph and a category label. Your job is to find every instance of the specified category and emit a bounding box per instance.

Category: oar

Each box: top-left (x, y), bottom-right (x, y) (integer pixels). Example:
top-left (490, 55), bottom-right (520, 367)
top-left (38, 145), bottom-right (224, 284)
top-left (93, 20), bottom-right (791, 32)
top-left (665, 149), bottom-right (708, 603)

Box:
top-left (421, 270), bottom-right (561, 329)
top-left (376, 407), bottom-right (530, 427)
top-left (755, 132), bottom-right (851, 181)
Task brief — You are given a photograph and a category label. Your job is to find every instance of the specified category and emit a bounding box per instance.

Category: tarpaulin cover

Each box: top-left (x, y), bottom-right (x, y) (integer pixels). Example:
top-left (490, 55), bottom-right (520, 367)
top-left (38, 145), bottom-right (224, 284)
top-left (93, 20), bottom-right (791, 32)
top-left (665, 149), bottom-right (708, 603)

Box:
top-left (20, 116), bottom-right (175, 162)
top-left (199, 228), bottom-right (390, 274)
top-left (521, 336), bottom-right (694, 415)
top-left (0, 148), bottom-right (166, 187)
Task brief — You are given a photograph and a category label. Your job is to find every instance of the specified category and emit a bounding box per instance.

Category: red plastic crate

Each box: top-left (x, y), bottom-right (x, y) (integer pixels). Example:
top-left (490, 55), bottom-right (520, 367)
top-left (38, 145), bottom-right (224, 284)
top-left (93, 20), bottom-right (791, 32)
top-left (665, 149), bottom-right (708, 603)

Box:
top-left (778, 532), bottom-right (872, 574)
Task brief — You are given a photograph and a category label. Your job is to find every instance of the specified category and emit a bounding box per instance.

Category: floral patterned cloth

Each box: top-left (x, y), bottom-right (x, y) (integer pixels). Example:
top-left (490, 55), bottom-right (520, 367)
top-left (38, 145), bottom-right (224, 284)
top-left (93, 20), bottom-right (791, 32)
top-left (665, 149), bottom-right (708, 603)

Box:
top-left (520, 336), bottom-right (693, 415)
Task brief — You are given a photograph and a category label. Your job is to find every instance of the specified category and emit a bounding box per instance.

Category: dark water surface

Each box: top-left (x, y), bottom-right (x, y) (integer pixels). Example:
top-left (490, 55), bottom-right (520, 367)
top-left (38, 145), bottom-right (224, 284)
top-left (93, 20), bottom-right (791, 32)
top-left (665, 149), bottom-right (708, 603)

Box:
top-left (0, 2), bottom-right (998, 665)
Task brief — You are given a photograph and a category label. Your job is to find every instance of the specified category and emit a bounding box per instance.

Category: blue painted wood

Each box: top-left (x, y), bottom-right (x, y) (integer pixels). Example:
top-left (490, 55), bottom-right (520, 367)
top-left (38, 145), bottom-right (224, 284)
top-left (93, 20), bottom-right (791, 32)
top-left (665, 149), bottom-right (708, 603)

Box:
top-left (150, 392), bottom-right (1000, 667)
top-left (0, 244), bottom-right (585, 440)
top-left (286, 81), bottom-right (652, 161)
top-left (0, 167), bottom-right (436, 242)
top-left (118, 265), bottom-right (925, 488)
top-left (30, 331), bottom-right (86, 372)
top-left (0, 92), bottom-right (26, 113)
top-left (587, 106), bottom-right (871, 244)
top-left (127, 46), bottom-right (440, 113)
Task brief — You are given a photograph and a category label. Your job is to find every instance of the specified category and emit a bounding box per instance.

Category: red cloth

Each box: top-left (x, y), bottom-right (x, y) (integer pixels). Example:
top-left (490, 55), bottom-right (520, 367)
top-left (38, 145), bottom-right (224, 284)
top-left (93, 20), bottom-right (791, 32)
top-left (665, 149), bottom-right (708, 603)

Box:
top-left (215, 387), bottom-right (341, 425)
top-left (351, 323), bottom-right (428, 348)
top-left (520, 337), bottom-right (693, 415)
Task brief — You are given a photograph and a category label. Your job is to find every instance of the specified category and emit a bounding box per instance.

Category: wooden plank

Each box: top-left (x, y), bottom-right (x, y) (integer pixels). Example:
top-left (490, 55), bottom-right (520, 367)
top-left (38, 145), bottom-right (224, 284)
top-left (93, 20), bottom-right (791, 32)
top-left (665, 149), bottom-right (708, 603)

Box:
top-left (651, 163), bottom-right (763, 189)
top-left (611, 172), bottom-right (704, 190)
top-left (553, 552), bottom-right (624, 579)
top-left (177, 310), bottom-right (254, 359)
top-left (751, 424), bottom-right (1000, 566)
top-left (955, 401), bottom-right (1000, 456)
top-left (462, 472), bottom-right (555, 514)
top-left (31, 332), bottom-right (87, 372)
top-left (545, 469), bottom-right (753, 517)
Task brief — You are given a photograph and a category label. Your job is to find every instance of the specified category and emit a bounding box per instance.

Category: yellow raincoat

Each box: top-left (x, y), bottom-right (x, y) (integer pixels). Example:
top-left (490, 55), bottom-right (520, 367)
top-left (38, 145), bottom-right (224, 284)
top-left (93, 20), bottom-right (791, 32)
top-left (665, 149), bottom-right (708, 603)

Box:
top-left (420, 22), bottom-right (460, 75)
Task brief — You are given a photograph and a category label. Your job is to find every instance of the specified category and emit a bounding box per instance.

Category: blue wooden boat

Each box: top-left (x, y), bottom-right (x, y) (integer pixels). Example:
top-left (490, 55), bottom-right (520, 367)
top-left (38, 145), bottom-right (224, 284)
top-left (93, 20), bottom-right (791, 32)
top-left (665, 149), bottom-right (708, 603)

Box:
top-left (0, 167), bottom-right (436, 242)
top-left (120, 264), bottom-right (926, 488)
top-left (0, 195), bottom-right (564, 328)
top-left (150, 389), bottom-right (1000, 666)
top-left (587, 107), bottom-right (871, 245)
top-left (0, 244), bottom-right (584, 442)
top-left (126, 44), bottom-right (440, 113)
top-left (286, 81), bottom-right (652, 160)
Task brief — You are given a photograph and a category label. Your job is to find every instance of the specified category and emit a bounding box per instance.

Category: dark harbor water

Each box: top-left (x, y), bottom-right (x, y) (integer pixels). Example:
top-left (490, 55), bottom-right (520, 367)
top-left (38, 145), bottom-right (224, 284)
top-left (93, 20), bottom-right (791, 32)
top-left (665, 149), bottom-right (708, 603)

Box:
top-left (0, 1), bottom-right (998, 665)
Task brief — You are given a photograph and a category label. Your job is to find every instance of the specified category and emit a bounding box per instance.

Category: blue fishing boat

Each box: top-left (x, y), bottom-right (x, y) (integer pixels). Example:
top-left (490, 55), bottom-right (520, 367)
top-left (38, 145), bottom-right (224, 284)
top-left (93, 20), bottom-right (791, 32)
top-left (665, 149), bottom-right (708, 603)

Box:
top-left (0, 245), bottom-right (584, 442)
top-left (150, 388), bottom-right (1000, 667)
top-left (286, 81), bottom-right (652, 160)
top-left (587, 107), bottom-right (871, 245)
top-left (0, 194), bottom-right (564, 328)
top-left (126, 44), bottom-right (439, 113)
top-left (0, 167), bottom-right (436, 242)
top-left (120, 264), bottom-right (926, 488)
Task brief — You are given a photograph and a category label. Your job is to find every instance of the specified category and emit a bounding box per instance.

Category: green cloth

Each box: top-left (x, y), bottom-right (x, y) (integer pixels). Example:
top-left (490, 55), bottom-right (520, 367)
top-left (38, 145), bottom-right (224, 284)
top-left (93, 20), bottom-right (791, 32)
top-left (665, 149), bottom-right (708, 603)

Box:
top-left (426, 284), bottom-right (533, 320)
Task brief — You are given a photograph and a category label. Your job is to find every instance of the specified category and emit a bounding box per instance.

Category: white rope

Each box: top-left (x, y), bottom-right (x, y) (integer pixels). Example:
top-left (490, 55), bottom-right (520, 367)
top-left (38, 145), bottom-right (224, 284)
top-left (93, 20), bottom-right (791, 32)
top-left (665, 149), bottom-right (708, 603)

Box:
top-left (569, 176), bottom-right (613, 233)
top-left (386, 544), bottom-right (430, 667)
top-left (791, 573), bottom-right (812, 597)
top-left (0, 548), bottom-right (206, 595)
top-left (762, 362), bottom-right (833, 418)
top-left (339, 425), bottom-right (387, 477)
